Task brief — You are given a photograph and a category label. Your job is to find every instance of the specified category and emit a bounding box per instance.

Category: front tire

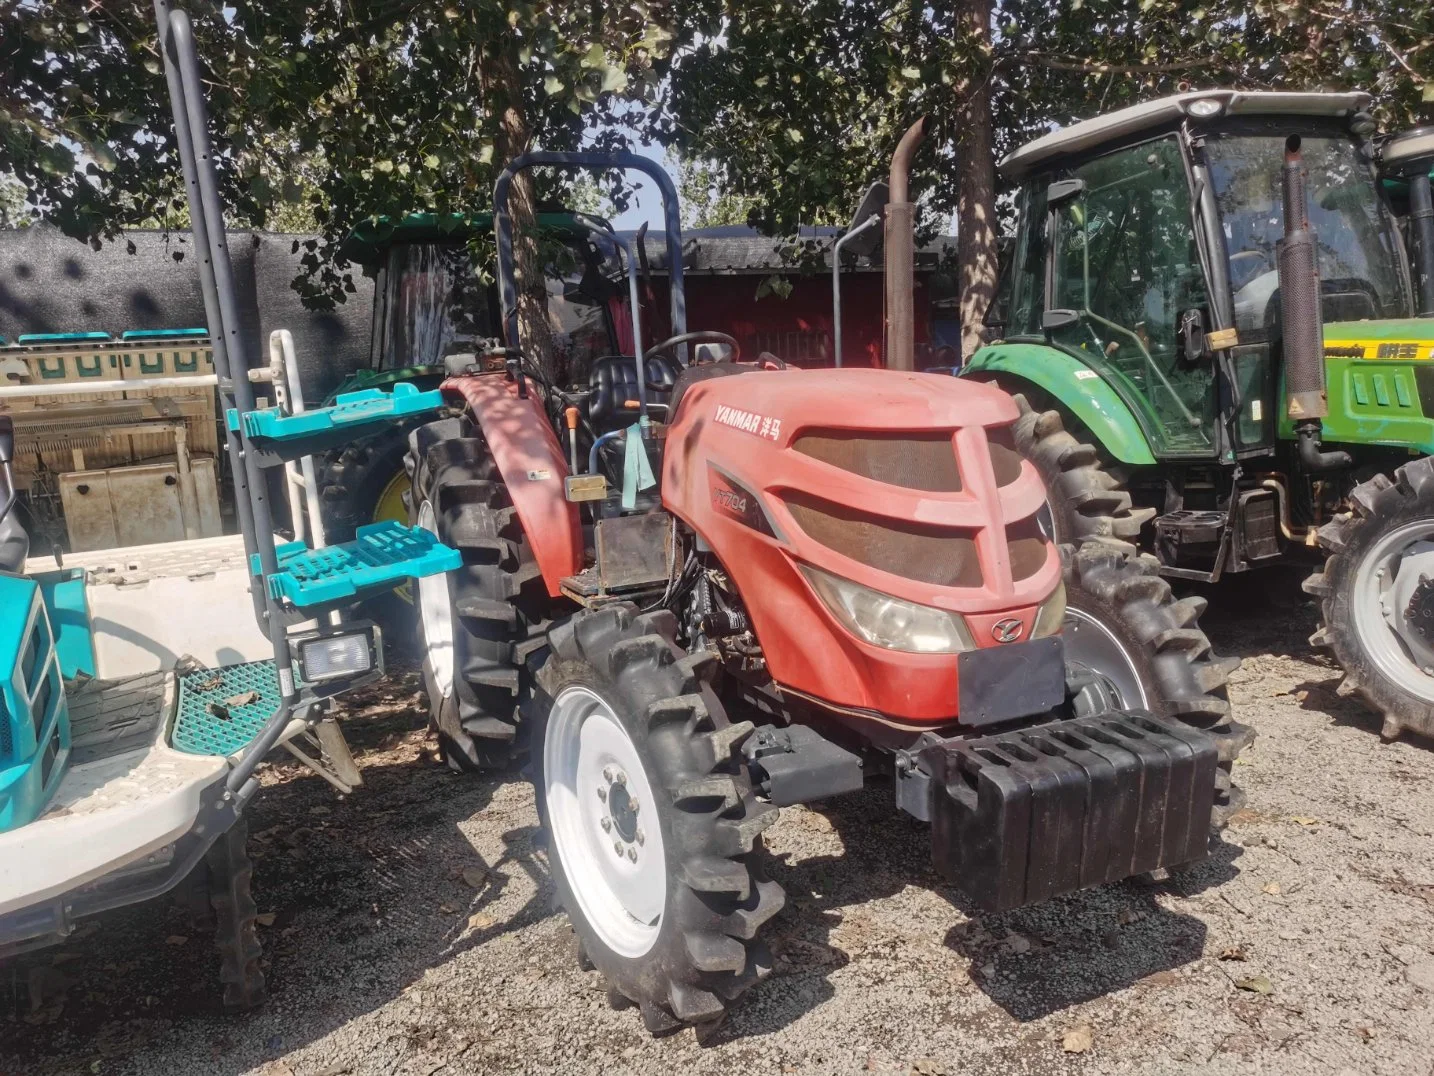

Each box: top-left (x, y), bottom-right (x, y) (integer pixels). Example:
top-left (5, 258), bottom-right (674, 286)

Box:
top-left (1063, 544), bottom-right (1252, 829)
top-left (1305, 457), bottom-right (1434, 742)
top-left (530, 604), bottom-right (784, 1034)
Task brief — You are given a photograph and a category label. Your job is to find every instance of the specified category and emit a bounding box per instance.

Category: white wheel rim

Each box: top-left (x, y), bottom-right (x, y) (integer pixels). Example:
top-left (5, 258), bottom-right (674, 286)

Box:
top-left (1063, 606), bottom-right (1151, 711)
top-left (415, 500), bottom-right (456, 699)
top-left (544, 685), bottom-right (666, 958)
top-left (1352, 519), bottom-right (1434, 701)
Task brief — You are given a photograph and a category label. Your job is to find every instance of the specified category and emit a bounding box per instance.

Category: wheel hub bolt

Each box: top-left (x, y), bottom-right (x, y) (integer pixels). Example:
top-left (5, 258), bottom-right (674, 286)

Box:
top-left (600, 817), bottom-right (611, 832)
top-left (603, 766), bottom-right (616, 783)
top-left (626, 847), bottom-right (638, 862)
top-left (636, 829), bottom-right (645, 846)
top-left (613, 841), bottom-right (624, 857)
top-left (596, 786), bottom-right (606, 802)
top-left (613, 771), bottom-right (627, 786)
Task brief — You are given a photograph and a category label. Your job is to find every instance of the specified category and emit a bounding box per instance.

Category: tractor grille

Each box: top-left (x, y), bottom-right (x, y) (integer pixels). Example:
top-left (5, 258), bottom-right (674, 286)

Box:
top-left (784, 492), bottom-right (982, 587)
top-left (793, 430), bottom-right (963, 492)
top-left (1006, 516), bottom-right (1048, 583)
top-left (986, 427), bottom-right (1025, 488)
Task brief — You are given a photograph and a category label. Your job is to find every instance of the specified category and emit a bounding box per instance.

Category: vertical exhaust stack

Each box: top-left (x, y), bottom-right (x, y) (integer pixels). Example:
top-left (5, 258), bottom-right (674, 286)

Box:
top-left (885, 117), bottom-right (927, 371)
top-left (1409, 171), bottom-right (1434, 317)
top-left (1279, 135), bottom-right (1351, 471)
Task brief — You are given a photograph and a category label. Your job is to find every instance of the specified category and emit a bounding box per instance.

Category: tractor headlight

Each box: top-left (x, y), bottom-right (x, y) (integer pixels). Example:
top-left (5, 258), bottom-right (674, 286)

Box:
top-left (1030, 583), bottom-right (1067, 639)
top-left (294, 623), bottom-right (381, 683)
top-left (800, 564), bottom-right (976, 654)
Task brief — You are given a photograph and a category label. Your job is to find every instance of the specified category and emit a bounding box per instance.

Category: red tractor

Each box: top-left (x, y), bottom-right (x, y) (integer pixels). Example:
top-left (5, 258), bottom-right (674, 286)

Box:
top-left (407, 145), bottom-right (1248, 1034)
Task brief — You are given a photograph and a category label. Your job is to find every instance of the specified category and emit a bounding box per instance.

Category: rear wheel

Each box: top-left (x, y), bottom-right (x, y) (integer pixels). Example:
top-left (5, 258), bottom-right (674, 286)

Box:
top-left (317, 425), bottom-right (415, 541)
top-left (530, 603), bottom-right (783, 1034)
top-left (1306, 457), bottom-right (1434, 742)
top-left (1063, 544), bottom-right (1252, 829)
top-left (407, 415), bottom-right (546, 771)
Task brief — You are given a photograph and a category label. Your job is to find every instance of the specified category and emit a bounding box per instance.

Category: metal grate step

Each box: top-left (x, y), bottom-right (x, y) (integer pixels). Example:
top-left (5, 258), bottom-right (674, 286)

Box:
top-left (225, 382), bottom-right (444, 465)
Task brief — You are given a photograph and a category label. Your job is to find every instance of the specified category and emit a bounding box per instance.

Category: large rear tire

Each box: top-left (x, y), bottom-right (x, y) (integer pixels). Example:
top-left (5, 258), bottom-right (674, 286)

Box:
top-left (1062, 544), bottom-right (1252, 829)
top-left (1009, 392), bottom-right (1154, 550)
top-left (530, 604), bottom-right (783, 1035)
top-left (407, 415), bottom-right (546, 771)
top-left (316, 425), bottom-right (415, 542)
top-left (1305, 457), bottom-right (1434, 742)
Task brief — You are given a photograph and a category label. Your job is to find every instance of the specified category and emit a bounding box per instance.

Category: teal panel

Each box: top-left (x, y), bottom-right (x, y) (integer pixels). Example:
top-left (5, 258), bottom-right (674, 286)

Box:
top-left (34, 569), bottom-right (95, 680)
top-left (226, 382), bottom-right (444, 444)
top-left (0, 577), bottom-right (71, 833)
top-left (254, 521), bottom-right (460, 608)
top-left (18, 332), bottom-right (110, 343)
top-left (120, 329), bottom-right (207, 340)
top-left (171, 660), bottom-right (280, 757)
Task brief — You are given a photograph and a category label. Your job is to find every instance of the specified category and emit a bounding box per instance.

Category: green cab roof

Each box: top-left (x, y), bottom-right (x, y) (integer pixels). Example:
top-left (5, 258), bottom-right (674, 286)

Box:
top-left (338, 210), bottom-right (603, 267)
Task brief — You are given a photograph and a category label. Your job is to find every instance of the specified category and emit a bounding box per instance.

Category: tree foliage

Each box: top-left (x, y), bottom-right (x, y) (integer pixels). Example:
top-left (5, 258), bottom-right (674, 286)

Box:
top-left (664, 0), bottom-right (1433, 347)
top-left (1, 1), bottom-right (696, 300)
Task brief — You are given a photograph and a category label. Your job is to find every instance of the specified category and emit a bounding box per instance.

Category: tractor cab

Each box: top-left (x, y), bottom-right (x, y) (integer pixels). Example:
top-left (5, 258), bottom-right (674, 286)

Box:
top-left (981, 89), bottom-right (1417, 466)
top-left (1378, 126), bottom-right (1434, 317)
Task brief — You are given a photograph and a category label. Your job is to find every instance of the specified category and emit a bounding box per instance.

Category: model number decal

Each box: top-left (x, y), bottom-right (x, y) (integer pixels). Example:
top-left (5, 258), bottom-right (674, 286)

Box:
top-left (714, 488), bottom-right (748, 513)
top-left (714, 404), bottom-right (781, 441)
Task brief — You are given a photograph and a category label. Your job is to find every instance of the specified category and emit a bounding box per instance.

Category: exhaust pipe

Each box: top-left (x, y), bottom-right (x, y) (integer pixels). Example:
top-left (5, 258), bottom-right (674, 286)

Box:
top-left (884, 117), bottom-right (926, 372)
top-left (1409, 171), bottom-right (1434, 317)
top-left (1278, 135), bottom-right (1350, 471)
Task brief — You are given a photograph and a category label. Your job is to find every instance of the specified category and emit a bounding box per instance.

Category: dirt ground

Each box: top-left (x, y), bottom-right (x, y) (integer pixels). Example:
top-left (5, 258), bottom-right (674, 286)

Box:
top-left (3, 580), bottom-right (1433, 1076)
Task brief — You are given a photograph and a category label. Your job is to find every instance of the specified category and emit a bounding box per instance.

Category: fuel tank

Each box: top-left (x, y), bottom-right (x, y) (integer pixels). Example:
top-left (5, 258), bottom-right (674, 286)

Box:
top-left (662, 367), bottom-right (1061, 728)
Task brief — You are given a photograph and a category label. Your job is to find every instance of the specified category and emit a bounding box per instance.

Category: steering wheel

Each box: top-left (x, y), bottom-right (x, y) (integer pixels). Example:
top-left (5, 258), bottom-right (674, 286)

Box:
top-left (643, 331), bottom-right (741, 365)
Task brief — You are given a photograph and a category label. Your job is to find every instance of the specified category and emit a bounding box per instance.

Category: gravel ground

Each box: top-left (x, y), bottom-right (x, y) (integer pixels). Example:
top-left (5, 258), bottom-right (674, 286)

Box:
top-left (3, 583), bottom-right (1434, 1076)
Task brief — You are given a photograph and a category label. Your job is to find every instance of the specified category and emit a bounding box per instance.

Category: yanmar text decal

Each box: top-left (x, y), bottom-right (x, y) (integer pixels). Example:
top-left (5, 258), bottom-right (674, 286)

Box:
top-left (714, 404), bottom-right (782, 441)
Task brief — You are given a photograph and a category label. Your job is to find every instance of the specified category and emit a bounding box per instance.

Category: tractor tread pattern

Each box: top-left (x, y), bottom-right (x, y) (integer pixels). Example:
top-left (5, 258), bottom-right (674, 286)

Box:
top-left (1010, 393), bottom-right (1155, 550)
top-left (534, 603), bottom-right (783, 1035)
top-left (1066, 544), bottom-right (1252, 827)
top-left (316, 423), bottom-right (421, 543)
top-left (1305, 456), bottom-right (1434, 741)
top-left (204, 818), bottom-right (267, 1011)
top-left (407, 415), bottom-right (546, 771)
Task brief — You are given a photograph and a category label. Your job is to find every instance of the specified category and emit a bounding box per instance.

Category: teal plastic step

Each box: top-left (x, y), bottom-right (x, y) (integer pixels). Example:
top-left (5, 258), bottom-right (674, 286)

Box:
top-left (226, 381), bottom-right (444, 465)
top-left (256, 520), bottom-right (460, 608)
top-left (172, 660), bottom-right (280, 757)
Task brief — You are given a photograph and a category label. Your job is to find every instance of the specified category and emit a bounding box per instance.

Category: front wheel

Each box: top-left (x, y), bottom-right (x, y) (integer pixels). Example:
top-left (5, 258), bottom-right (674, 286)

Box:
top-left (529, 604), bottom-right (784, 1035)
top-left (1062, 544), bottom-right (1252, 828)
top-left (1306, 457), bottom-right (1434, 741)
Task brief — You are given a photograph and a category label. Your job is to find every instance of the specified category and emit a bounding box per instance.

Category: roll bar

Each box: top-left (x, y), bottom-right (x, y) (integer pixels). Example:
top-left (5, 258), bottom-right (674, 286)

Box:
top-left (493, 151), bottom-right (688, 368)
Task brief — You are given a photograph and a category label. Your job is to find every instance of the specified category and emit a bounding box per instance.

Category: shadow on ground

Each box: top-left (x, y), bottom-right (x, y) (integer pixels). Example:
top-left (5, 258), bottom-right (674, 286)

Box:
top-left (0, 675), bottom-right (558, 1076)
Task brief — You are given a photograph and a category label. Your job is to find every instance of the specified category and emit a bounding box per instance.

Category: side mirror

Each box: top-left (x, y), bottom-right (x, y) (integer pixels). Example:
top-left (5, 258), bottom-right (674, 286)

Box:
top-left (1046, 178), bottom-right (1086, 207)
top-left (1179, 308), bottom-right (1208, 363)
top-left (841, 181), bottom-right (890, 258)
top-left (1042, 309), bottom-right (1081, 332)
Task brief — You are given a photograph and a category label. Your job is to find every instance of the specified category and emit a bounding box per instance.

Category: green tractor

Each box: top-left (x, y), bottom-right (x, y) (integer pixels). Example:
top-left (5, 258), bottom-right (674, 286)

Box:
top-left (963, 89), bottom-right (1434, 741)
top-left (316, 212), bottom-right (626, 543)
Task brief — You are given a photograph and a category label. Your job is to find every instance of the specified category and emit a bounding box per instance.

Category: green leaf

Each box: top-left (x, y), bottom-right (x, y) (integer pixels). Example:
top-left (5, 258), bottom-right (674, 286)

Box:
top-left (900, 65), bottom-right (921, 80)
top-left (89, 142), bottom-right (118, 172)
top-left (1424, 84), bottom-right (1434, 104)
top-left (583, 42), bottom-right (606, 68)
top-left (478, 144), bottom-right (495, 165)
top-left (374, 159), bottom-right (394, 174)
top-left (786, 128), bottom-right (804, 143)
top-left (544, 75), bottom-right (565, 95)
top-left (423, 153), bottom-right (441, 169)
top-left (601, 66), bottom-right (628, 93)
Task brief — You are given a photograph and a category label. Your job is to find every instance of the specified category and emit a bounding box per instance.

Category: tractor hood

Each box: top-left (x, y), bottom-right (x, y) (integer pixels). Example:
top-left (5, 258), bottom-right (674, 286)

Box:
top-left (1323, 318), bottom-right (1434, 360)
top-left (661, 367), bottom-right (1062, 726)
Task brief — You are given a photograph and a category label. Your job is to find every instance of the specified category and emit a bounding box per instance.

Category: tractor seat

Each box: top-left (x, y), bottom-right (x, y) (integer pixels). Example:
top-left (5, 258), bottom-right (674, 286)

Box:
top-left (588, 355), bottom-right (678, 432)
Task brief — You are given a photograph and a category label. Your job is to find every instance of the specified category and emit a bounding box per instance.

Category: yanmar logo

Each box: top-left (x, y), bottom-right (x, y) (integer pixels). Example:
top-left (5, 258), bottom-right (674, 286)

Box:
top-left (714, 404), bottom-right (782, 441)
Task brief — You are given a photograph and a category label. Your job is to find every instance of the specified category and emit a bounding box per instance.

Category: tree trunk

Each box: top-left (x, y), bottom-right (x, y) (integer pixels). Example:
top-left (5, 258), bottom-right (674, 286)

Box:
top-left (955, 0), bottom-right (997, 361)
top-left (479, 38), bottom-right (557, 381)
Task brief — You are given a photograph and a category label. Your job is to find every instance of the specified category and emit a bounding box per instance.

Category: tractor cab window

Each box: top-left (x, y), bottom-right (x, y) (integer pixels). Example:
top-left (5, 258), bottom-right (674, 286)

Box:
top-left (1205, 133), bottom-right (1411, 332)
top-left (1047, 136), bottom-right (1215, 456)
top-left (382, 241), bottom-right (495, 371)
